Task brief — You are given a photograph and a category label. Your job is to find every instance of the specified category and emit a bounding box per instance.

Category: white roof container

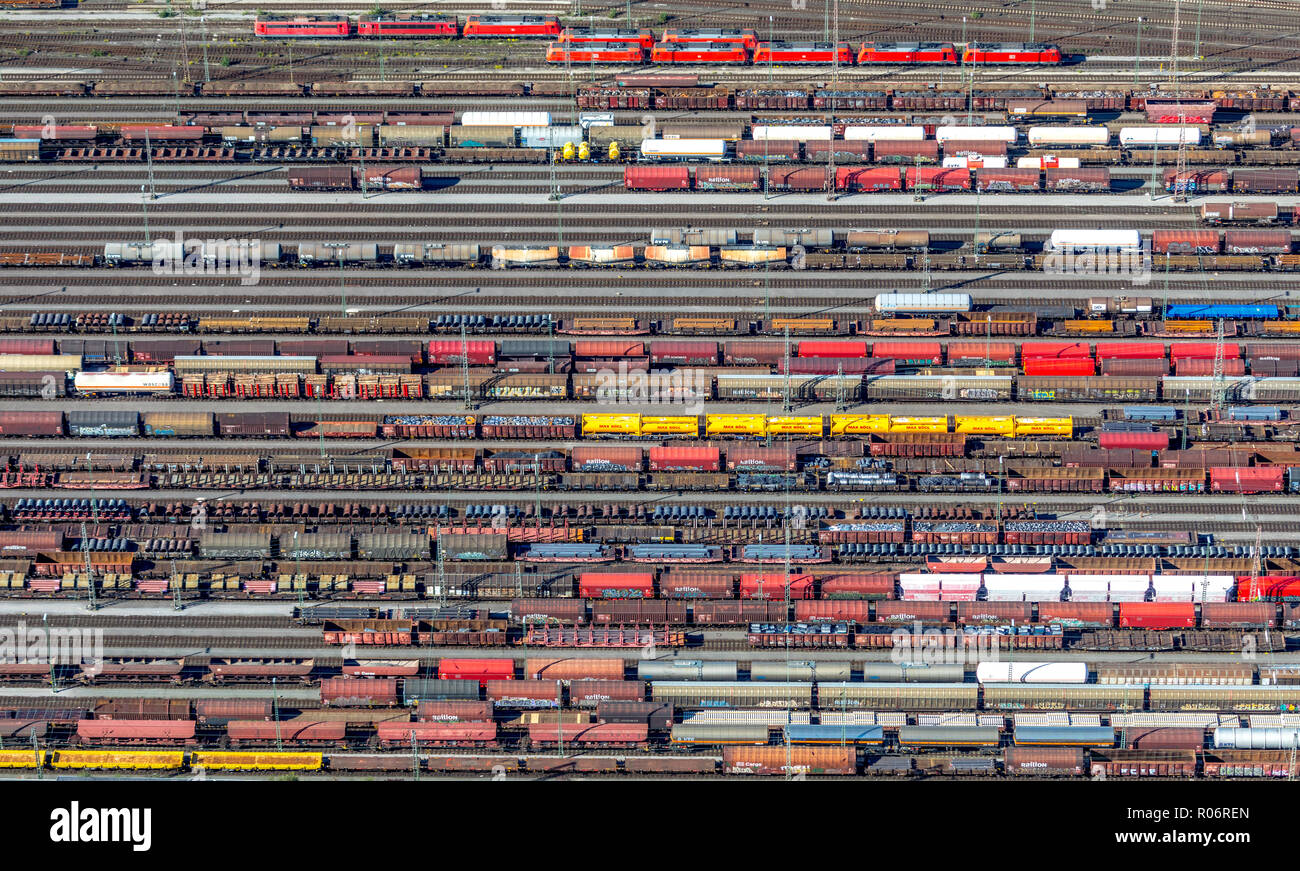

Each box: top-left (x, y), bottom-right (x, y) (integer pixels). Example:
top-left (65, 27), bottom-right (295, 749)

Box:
top-left (1118, 126), bottom-right (1202, 147)
top-left (1017, 156), bottom-right (1080, 169)
top-left (943, 155), bottom-right (1007, 168)
top-left (74, 371), bottom-right (174, 392)
top-left (936, 125), bottom-right (1017, 144)
top-left (980, 574), bottom-right (1066, 601)
top-left (519, 125), bottom-right (584, 149)
top-left (976, 662), bottom-right (1089, 684)
top-left (1149, 575), bottom-right (1196, 602)
top-left (639, 139), bottom-right (727, 160)
top-left (875, 293), bottom-right (972, 314)
top-left (1047, 229), bottom-right (1143, 253)
top-left (843, 125), bottom-right (925, 142)
top-left (1061, 574), bottom-right (1111, 602)
top-left (460, 110), bottom-right (551, 127)
top-left (751, 125), bottom-right (832, 142)
top-left (1027, 125), bottom-right (1110, 147)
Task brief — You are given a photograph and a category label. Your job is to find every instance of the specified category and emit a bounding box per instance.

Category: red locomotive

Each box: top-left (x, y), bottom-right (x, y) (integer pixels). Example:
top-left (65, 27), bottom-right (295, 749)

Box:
top-left (253, 15), bottom-right (352, 38)
top-left (356, 14), bottom-right (459, 37)
top-left (857, 41), bottom-right (958, 64)
top-left (660, 28), bottom-right (759, 52)
top-left (547, 42), bottom-right (645, 64)
top-left (561, 27), bottom-right (655, 51)
top-left (961, 41), bottom-right (1062, 64)
top-left (463, 14), bottom-right (562, 38)
top-left (650, 41), bottom-right (750, 64)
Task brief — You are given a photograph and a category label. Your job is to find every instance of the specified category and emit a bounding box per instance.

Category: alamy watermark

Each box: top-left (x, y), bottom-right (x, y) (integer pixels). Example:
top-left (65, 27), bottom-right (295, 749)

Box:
top-left (151, 231), bottom-right (264, 286)
top-left (1043, 240), bottom-right (1152, 286)
top-left (592, 362), bottom-right (710, 416)
top-left (889, 619), bottom-right (1000, 665)
top-left (0, 620), bottom-right (104, 676)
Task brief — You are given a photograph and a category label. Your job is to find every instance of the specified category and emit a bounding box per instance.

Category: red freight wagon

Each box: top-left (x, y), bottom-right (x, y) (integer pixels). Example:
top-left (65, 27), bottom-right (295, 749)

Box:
top-left (1037, 602), bottom-right (1114, 628)
top-left (1020, 341), bottom-right (1091, 360)
top-left (76, 719), bottom-right (196, 745)
top-left (1043, 168), bottom-right (1110, 193)
top-left (650, 42), bottom-right (750, 64)
top-left (942, 139), bottom-right (1009, 158)
top-left (1174, 357), bottom-right (1245, 376)
top-left (437, 659), bottom-right (514, 685)
top-left (820, 574), bottom-right (896, 599)
top-left (661, 28), bottom-right (759, 52)
top-left (1238, 576), bottom-right (1300, 601)
top-left (725, 445), bottom-right (797, 472)
top-left (254, 15), bottom-right (352, 37)
top-left (0, 411), bottom-right (63, 436)
top-left (526, 658), bottom-right (625, 681)
top-left (119, 125), bottom-right (206, 142)
top-left (428, 340), bottom-right (494, 365)
top-left (1099, 431), bottom-right (1170, 451)
top-left (870, 341), bottom-right (942, 365)
top-left (569, 680), bottom-right (646, 705)
top-left (484, 679), bottom-right (561, 707)
top-left (753, 41), bottom-right (853, 64)
top-left (1224, 230), bottom-right (1291, 255)
top-left (782, 357), bottom-right (894, 375)
top-left (873, 140), bottom-right (940, 164)
top-left (797, 340), bottom-right (868, 359)
top-left (574, 340), bottom-right (645, 357)
top-left (659, 573), bottom-right (736, 598)
top-left (947, 341), bottom-right (1017, 364)
top-left (320, 678), bottom-right (400, 707)
top-left (795, 600), bottom-right (872, 622)
top-left (342, 661), bottom-right (422, 678)
top-left (1210, 466), bottom-right (1284, 493)
top-left (1096, 342), bottom-right (1165, 360)
top-left (873, 600), bottom-right (952, 623)
top-left (416, 701), bottom-right (496, 722)
top-left (1022, 358), bottom-right (1095, 376)
top-left (739, 573), bottom-right (814, 600)
top-left (1125, 728), bottom-right (1208, 750)
top-left (377, 721), bottom-right (498, 748)
top-left (956, 601), bottom-right (1034, 625)
top-left (768, 166), bottom-right (829, 191)
top-left (463, 14), bottom-right (561, 38)
top-left (578, 572), bottom-right (655, 599)
top-left (905, 166), bottom-right (973, 191)
top-left (12, 125), bottom-right (96, 141)
top-left (649, 341), bottom-right (719, 365)
top-left (1169, 342), bottom-right (1241, 359)
top-left (1102, 358), bottom-right (1169, 376)
top-left (570, 446), bottom-right (643, 471)
top-left (1152, 230), bottom-right (1221, 254)
top-left (858, 41), bottom-right (957, 64)
top-left (975, 168), bottom-right (1041, 192)
top-left (1199, 602), bottom-right (1276, 628)
top-left (624, 166), bottom-right (691, 191)
top-left (962, 42), bottom-right (1062, 64)
top-left (357, 14), bottom-right (459, 36)
top-left (226, 720), bottom-right (345, 745)
top-left (527, 722), bottom-right (649, 747)
top-left (648, 446), bottom-right (721, 472)
top-left (1117, 602), bottom-right (1196, 629)
top-left (835, 166), bottom-right (904, 192)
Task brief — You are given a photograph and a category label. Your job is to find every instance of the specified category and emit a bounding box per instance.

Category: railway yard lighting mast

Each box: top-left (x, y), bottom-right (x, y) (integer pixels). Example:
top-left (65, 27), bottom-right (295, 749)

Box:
top-left (201, 17), bottom-right (209, 83)
top-left (1167, 0), bottom-right (1189, 203)
top-left (1133, 17), bottom-right (1143, 88)
top-left (825, 0), bottom-right (838, 203)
